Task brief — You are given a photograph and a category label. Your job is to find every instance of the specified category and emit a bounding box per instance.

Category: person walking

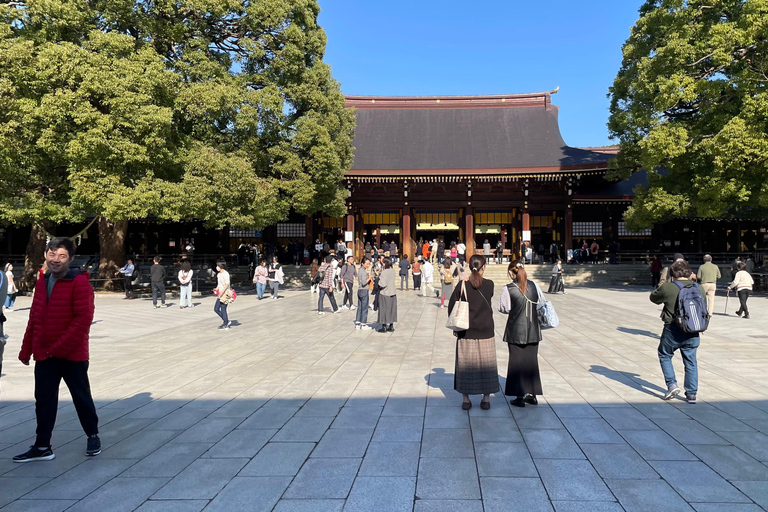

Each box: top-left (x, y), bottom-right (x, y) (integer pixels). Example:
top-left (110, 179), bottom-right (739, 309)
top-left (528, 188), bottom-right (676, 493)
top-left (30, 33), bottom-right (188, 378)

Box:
top-left (728, 262), bottom-right (754, 319)
top-left (499, 260), bottom-right (543, 407)
top-left (650, 260), bottom-right (701, 403)
top-left (390, 241), bottom-right (398, 263)
top-left (438, 259), bottom-right (457, 308)
top-left (115, 259), bottom-right (135, 300)
top-left (412, 257), bottom-right (422, 291)
top-left (430, 239), bottom-right (439, 264)
top-left (548, 258), bottom-right (565, 294)
top-left (268, 256), bottom-right (282, 299)
top-left (450, 242), bottom-right (458, 262)
top-left (650, 255), bottom-right (663, 288)
top-left (398, 255), bottom-right (411, 290)
top-left (590, 240), bottom-right (600, 264)
top-left (376, 258), bottom-right (397, 332)
top-left (253, 260), bottom-right (268, 299)
top-left (457, 240), bottom-right (467, 264)
top-left (309, 258), bottom-right (320, 294)
top-left (341, 255), bottom-right (357, 310)
top-left (697, 254), bottom-right (720, 316)
top-left (317, 255), bottom-right (340, 315)
top-left (355, 257), bottom-right (373, 330)
top-left (4, 263), bottom-right (17, 310)
top-left (178, 260), bottom-right (194, 308)
top-left (550, 241), bottom-right (559, 264)
top-left (421, 259), bottom-right (436, 298)
top-left (14, 237), bottom-right (100, 462)
top-left (483, 239), bottom-right (491, 260)
top-left (659, 253), bottom-right (696, 286)
top-left (730, 256), bottom-right (742, 280)
top-left (448, 255), bottom-right (499, 410)
top-left (150, 256), bottom-right (167, 308)
top-left (213, 261), bottom-right (232, 330)
top-left (496, 240), bottom-right (504, 265)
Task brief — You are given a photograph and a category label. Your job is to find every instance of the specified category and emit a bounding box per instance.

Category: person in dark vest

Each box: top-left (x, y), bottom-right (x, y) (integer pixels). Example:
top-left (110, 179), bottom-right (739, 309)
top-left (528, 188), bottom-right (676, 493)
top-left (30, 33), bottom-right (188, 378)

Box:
top-left (15, 237), bottom-right (100, 462)
top-left (499, 260), bottom-right (543, 407)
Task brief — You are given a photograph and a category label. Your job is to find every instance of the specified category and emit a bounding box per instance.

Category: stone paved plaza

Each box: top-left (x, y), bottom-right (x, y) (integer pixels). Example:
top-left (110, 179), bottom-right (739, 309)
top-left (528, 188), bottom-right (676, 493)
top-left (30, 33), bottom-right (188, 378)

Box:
top-left (1, 280), bottom-right (768, 512)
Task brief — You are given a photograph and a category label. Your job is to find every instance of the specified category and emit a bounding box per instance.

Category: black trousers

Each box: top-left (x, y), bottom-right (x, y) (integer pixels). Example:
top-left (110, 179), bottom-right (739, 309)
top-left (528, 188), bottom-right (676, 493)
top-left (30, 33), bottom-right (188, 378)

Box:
top-left (737, 289), bottom-right (751, 317)
top-left (123, 276), bottom-right (134, 298)
top-left (151, 282), bottom-right (166, 305)
top-left (413, 274), bottom-right (421, 290)
top-left (343, 281), bottom-right (354, 307)
top-left (35, 358), bottom-right (99, 447)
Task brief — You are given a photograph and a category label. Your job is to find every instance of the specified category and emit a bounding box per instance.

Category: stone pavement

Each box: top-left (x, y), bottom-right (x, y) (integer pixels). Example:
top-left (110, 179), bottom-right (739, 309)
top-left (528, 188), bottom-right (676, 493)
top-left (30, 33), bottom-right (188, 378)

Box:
top-left (1, 281), bottom-right (767, 512)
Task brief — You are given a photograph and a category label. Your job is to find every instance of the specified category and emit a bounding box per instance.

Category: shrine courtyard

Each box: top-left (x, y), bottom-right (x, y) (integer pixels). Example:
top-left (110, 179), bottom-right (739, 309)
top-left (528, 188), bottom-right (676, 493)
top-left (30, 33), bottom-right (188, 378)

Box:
top-left (1, 284), bottom-right (767, 512)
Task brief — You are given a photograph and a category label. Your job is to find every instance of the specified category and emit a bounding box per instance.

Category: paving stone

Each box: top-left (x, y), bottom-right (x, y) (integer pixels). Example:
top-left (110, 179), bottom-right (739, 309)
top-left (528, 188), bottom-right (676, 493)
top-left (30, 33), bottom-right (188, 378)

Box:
top-left (475, 442), bottom-right (537, 477)
top-left (415, 458), bottom-right (480, 500)
top-left (424, 406), bottom-right (470, 429)
top-left (522, 429), bottom-right (585, 459)
top-left (718, 431), bottom-right (768, 462)
top-left (294, 399), bottom-right (346, 418)
top-left (272, 416), bottom-right (334, 442)
top-left (0, 478), bottom-right (51, 508)
top-left (151, 458), bottom-right (248, 499)
top-left (344, 476), bottom-right (416, 512)
top-left (122, 443), bottom-right (213, 478)
top-left (606, 478), bottom-right (695, 512)
top-left (470, 417), bottom-right (523, 443)
top-left (238, 407), bottom-right (299, 429)
top-left (209, 399), bottom-right (268, 418)
top-left (146, 407), bottom-right (211, 431)
top-left (650, 461), bottom-right (751, 503)
top-left (480, 477), bottom-right (554, 512)
top-left (133, 501), bottom-right (208, 512)
top-left (581, 443), bottom-right (658, 479)
top-left (171, 417), bottom-right (242, 444)
top-left (421, 429), bottom-right (474, 458)
top-left (239, 442), bottom-right (314, 476)
top-left (691, 505), bottom-right (765, 512)
top-left (372, 416), bottom-right (423, 442)
top-left (683, 409), bottom-right (755, 432)
top-left (24, 460), bottom-right (136, 500)
top-left (284, 458), bottom-right (361, 499)
top-left (687, 445), bottom-right (768, 481)
top-left (358, 442), bottom-right (420, 477)
top-left (382, 397), bottom-right (426, 417)
top-left (535, 459), bottom-right (613, 501)
top-left (652, 418), bottom-right (729, 445)
top-left (101, 429), bottom-right (181, 459)
top-left (0, 500), bottom-right (78, 512)
top-left (510, 407), bottom-right (565, 430)
top-left (552, 503), bottom-right (624, 512)
top-left (413, 500), bottom-right (484, 512)
top-left (330, 406), bottom-right (382, 429)
top-left (549, 401), bottom-right (600, 419)
top-left (272, 499), bottom-right (345, 512)
top-left (598, 407), bottom-right (658, 430)
top-left (203, 476), bottom-right (291, 512)
top-left (731, 481), bottom-right (768, 509)
top-left (560, 417), bottom-right (623, 444)
top-left (313, 428), bottom-right (373, 458)
top-left (204, 428), bottom-right (275, 458)
top-left (65, 477), bottom-right (168, 512)
top-left (620, 430), bottom-right (697, 461)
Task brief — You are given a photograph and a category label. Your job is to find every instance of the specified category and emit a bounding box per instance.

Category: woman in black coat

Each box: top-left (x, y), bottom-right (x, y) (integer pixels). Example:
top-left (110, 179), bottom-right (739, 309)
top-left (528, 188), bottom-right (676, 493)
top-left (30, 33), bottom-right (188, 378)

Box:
top-left (498, 260), bottom-right (543, 407)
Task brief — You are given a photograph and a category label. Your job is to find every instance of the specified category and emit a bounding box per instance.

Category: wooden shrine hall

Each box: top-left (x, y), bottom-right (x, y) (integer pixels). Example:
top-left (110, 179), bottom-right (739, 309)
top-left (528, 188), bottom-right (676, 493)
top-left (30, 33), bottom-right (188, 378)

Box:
top-left (339, 89), bottom-right (620, 261)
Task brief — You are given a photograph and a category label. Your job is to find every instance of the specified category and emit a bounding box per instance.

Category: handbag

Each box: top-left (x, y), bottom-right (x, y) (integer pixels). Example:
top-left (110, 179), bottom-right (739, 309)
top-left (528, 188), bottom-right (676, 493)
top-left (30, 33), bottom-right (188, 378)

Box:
top-left (532, 282), bottom-right (558, 329)
top-left (446, 280), bottom-right (470, 331)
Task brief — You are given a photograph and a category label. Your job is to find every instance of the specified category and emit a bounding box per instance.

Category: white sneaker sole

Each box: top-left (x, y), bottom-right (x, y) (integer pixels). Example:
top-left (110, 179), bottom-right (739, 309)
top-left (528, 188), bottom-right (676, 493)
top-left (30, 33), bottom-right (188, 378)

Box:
top-left (14, 453), bottom-right (55, 463)
top-left (663, 388), bottom-right (681, 400)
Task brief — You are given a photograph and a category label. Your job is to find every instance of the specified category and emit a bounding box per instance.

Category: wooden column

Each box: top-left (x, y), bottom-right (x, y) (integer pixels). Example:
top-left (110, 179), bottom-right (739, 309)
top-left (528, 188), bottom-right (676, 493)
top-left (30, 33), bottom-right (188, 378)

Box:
top-left (305, 215), bottom-right (313, 246)
top-left (346, 212), bottom-right (354, 254)
top-left (402, 205), bottom-right (412, 262)
top-left (565, 207), bottom-right (573, 256)
top-left (465, 205), bottom-right (474, 258)
top-left (376, 226), bottom-right (381, 248)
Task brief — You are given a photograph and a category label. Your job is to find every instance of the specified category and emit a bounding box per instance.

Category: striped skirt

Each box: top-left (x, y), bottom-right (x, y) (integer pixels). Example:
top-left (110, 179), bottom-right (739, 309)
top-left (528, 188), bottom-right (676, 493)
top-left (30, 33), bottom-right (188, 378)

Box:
top-left (454, 337), bottom-right (500, 395)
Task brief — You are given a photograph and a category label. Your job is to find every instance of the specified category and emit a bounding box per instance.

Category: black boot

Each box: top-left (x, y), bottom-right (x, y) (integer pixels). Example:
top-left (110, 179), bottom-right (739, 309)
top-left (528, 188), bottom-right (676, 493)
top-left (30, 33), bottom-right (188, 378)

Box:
top-left (510, 397), bottom-right (525, 407)
top-left (524, 394), bottom-right (538, 405)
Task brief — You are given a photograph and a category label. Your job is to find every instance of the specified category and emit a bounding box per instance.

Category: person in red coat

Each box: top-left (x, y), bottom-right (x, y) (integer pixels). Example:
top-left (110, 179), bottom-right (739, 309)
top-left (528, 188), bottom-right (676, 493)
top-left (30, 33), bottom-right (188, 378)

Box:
top-left (14, 237), bottom-right (100, 463)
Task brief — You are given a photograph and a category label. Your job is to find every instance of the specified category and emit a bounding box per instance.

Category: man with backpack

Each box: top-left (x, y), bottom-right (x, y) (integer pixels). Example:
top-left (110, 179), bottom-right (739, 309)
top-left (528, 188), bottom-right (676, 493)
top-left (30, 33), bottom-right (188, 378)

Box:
top-left (650, 260), bottom-right (709, 404)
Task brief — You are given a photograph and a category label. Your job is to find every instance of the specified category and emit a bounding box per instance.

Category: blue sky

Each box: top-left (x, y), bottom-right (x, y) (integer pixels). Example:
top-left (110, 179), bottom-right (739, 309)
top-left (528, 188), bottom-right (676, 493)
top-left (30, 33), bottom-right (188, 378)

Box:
top-left (318, 1), bottom-right (642, 148)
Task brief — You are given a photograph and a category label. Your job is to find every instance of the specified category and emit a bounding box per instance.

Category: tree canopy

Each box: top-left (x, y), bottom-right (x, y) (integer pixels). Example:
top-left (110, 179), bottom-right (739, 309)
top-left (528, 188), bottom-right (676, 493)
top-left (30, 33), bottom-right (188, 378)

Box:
top-left (0, 0), bottom-right (355, 231)
top-left (608, 0), bottom-right (768, 230)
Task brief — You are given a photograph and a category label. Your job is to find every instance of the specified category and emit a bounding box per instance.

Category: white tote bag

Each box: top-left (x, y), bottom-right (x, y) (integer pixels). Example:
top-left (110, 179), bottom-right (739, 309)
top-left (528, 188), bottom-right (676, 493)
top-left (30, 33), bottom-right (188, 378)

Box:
top-left (446, 281), bottom-right (470, 331)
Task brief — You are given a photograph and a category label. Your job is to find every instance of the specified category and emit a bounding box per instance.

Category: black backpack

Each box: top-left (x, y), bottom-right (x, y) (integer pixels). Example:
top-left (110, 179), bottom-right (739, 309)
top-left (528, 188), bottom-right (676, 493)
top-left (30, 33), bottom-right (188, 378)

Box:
top-left (312, 269), bottom-right (325, 285)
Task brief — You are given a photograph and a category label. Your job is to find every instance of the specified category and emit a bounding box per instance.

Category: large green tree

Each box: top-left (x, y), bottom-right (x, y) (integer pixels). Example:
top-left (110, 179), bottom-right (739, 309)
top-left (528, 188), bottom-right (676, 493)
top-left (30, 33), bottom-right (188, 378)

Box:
top-left (608, 0), bottom-right (768, 230)
top-left (0, 0), bottom-right (354, 284)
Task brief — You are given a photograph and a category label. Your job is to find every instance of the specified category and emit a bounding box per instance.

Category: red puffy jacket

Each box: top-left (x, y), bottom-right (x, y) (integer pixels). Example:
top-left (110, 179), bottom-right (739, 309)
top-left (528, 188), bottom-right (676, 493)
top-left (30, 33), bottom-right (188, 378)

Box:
top-left (20, 269), bottom-right (95, 362)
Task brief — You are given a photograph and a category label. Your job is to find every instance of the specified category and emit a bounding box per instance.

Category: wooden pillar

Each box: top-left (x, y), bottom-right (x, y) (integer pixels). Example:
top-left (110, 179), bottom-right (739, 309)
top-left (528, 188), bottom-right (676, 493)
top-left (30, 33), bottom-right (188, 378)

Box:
top-left (465, 205), bottom-right (474, 258)
top-left (402, 205), bottom-right (412, 262)
top-left (376, 226), bottom-right (381, 248)
top-left (346, 212), bottom-right (354, 254)
top-left (355, 211), bottom-right (364, 261)
top-left (565, 207), bottom-right (573, 256)
top-left (305, 215), bottom-right (313, 246)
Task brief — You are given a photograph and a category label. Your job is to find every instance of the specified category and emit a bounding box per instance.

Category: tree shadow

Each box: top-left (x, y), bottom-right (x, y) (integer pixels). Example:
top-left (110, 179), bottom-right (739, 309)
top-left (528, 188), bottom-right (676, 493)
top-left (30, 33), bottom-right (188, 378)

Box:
top-left (617, 327), bottom-right (658, 339)
top-left (589, 365), bottom-right (666, 398)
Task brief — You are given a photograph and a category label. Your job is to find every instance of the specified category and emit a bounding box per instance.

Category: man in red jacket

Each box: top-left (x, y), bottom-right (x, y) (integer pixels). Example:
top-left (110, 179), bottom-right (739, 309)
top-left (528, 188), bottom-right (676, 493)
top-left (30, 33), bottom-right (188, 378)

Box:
top-left (14, 237), bottom-right (100, 462)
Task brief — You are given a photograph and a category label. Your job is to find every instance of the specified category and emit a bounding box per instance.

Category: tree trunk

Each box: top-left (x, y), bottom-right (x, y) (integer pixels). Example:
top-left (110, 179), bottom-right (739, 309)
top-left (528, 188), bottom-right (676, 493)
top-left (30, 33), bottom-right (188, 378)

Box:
top-left (23, 223), bottom-right (49, 292)
top-left (98, 217), bottom-right (128, 290)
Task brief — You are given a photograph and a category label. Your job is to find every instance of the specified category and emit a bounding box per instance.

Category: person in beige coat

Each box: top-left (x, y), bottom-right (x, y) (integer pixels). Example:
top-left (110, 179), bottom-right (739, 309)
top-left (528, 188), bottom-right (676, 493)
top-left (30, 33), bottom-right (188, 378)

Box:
top-left (728, 262), bottom-right (754, 319)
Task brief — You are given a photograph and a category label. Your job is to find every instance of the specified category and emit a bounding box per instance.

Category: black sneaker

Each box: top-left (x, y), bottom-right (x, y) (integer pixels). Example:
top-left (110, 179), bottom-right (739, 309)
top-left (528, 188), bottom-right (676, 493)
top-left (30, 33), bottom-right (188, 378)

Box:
top-left (86, 435), bottom-right (101, 456)
top-left (685, 394), bottom-right (697, 405)
top-left (13, 446), bottom-right (55, 463)
top-left (524, 394), bottom-right (538, 405)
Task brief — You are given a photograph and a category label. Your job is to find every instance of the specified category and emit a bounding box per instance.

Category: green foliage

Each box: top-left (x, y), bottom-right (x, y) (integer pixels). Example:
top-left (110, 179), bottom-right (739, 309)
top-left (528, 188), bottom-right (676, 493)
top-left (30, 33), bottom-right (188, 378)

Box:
top-left (0, 0), bottom-right (354, 229)
top-left (608, 0), bottom-right (768, 230)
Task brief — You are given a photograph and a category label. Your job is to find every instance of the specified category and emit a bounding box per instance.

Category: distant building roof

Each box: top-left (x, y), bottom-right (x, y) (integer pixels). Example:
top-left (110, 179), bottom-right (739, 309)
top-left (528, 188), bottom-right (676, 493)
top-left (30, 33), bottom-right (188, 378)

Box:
top-left (345, 91), bottom-right (614, 176)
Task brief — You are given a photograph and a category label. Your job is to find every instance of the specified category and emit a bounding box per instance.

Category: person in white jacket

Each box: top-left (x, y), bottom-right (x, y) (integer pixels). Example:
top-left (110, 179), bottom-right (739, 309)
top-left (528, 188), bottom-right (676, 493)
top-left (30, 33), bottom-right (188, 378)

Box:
top-left (728, 262), bottom-right (754, 319)
top-left (421, 260), bottom-right (436, 298)
top-left (178, 260), bottom-right (194, 309)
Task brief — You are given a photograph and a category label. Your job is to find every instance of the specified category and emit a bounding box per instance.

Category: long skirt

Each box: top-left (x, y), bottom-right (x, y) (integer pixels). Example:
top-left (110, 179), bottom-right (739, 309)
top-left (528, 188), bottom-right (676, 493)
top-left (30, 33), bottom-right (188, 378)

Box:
top-left (378, 294), bottom-right (398, 324)
top-left (454, 337), bottom-right (500, 395)
top-left (548, 274), bottom-right (564, 293)
top-left (504, 343), bottom-right (543, 397)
